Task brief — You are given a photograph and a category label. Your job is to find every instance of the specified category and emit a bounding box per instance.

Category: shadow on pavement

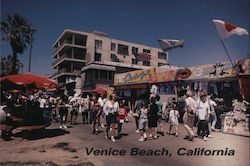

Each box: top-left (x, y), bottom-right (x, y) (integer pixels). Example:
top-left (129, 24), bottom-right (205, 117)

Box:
top-left (13, 128), bottom-right (70, 140)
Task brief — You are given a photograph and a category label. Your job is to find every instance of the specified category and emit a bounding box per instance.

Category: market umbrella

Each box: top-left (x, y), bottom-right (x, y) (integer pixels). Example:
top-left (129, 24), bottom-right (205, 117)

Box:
top-left (91, 88), bottom-right (106, 94)
top-left (0, 79), bottom-right (26, 91)
top-left (0, 73), bottom-right (58, 90)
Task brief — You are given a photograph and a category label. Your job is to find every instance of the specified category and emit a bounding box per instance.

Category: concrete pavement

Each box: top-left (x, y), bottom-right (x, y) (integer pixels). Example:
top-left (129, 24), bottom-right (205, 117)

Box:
top-left (0, 116), bottom-right (249, 166)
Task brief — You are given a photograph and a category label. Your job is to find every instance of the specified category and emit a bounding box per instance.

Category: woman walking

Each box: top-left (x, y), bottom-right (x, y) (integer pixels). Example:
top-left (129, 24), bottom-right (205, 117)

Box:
top-left (148, 97), bottom-right (158, 139)
top-left (90, 95), bottom-right (100, 134)
top-left (103, 95), bottom-right (117, 142)
top-left (168, 104), bottom-right (180, 137)
top-left (138, 101), bottom-right (148, 141)
top-left (117, 101), bottom-right (126, 138)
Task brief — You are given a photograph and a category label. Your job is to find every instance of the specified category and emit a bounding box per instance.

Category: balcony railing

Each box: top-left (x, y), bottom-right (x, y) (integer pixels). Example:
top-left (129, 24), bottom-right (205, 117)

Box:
top-left (51, 68), bottom-right (81, 78)
top-left (52, 54), bottom-right (69, 66)
top-left (51, 68), bottom-right (67, 78)
top-left (52, 54), bottom-right (86, 67)
top-left (53, 40), bottom-right (72, 55)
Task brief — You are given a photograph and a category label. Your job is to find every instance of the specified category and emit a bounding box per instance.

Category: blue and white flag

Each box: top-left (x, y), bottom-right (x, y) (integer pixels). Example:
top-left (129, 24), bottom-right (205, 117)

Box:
top-left (158, 39), bottom-right (184, 52)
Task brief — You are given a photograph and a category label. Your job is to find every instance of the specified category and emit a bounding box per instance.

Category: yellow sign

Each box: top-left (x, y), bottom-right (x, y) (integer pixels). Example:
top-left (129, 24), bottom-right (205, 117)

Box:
top-left (114, 68), bottom-right (155, 85)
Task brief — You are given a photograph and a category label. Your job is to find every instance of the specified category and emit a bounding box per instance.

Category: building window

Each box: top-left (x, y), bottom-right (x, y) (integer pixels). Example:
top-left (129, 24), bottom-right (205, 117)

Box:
top-left (95, 70), bottom-right (99, 79)
top-left (132, 47), bottom-right (138, 54)
top-left (108, 71), bottom-right (113, 80)
top-left (143, 60), bottom-right (150, 66)
top-left (158, 63), bottom-right (167, 67)
top-left (95, 40), bottom-right (102, 49)
top-left (74, 34), bottom-right (87, 46)
top-left (111, 54), bottom-right (119, 62)
top-left (74, 48), bottom-right (86, 60)
top-left (94, 53), bottom-right (101, 62)
top-left (111, 43), bottom-right (116, 51)
top-left (158, 52), bottom-right (167, 59)
top-left (118, 44), bottom-right (129, 55)
top-left (132, 59), bottom-right (138, 64)
top-left (100, 70), bottom-right (108, 80)
top-left (143, 49), bottom-right (151, 53)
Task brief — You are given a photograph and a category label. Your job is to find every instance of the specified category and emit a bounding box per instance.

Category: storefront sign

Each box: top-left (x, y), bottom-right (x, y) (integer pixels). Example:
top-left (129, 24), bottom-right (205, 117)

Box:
top-left (114, 68), bottom-right (155, 85)
top-left (114, 58), bottom-right (250, 86)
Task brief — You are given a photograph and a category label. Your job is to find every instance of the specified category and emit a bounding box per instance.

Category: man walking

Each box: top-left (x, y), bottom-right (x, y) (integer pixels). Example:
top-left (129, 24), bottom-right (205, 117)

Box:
top-left (183, 91), bottom-right (196, 141)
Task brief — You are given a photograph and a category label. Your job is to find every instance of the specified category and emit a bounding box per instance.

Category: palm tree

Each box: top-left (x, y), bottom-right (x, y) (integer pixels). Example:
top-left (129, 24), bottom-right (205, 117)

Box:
top-left (1, 14), bottom-right (35, 74)
top-left (1, 55), bottom-right (23, 76)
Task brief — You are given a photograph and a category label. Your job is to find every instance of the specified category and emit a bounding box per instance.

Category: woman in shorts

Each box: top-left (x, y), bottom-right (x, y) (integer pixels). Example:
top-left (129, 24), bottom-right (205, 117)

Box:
top-left (57, 94), bottom-right (69, 129)
top-left (138, 101), bottom-right (148, 141)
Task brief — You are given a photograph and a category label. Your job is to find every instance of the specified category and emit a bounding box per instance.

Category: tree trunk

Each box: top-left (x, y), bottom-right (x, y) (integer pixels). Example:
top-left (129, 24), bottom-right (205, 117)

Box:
top-left (11, 51), bottom-right (18, 74)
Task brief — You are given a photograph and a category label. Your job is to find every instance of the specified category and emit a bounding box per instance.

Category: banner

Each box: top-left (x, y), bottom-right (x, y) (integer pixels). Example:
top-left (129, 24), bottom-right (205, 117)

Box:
top-left (114, 68), bottom-right (155, 85)
top-left (114, 58), bottom-right (250, 86)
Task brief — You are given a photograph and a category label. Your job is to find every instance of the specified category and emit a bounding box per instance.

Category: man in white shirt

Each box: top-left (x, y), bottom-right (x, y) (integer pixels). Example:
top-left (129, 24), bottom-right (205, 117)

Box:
top-left (196, 92), bottom-right (211, 141)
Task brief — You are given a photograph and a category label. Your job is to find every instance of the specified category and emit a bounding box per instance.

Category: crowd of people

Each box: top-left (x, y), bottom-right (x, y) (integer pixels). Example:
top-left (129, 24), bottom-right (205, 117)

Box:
top-left (1, 89), bottom-right (249, 142)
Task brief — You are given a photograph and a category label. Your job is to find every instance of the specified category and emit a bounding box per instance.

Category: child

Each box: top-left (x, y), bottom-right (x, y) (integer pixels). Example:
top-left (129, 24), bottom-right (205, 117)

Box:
top-left (138, 101), bottom-right (148, 141)
top-left (117, 102), bottom-right (126, 138)
top-left (168, 104), bottom-right (180, 137)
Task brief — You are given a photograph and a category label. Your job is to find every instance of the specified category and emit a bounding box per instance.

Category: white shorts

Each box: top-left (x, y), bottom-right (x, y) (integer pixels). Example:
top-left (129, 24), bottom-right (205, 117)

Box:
top-left (139, 118), bottom-right (148, 130)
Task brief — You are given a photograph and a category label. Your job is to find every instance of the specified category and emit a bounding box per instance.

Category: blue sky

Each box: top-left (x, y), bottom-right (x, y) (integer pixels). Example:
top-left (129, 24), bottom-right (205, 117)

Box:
top-left (1, 0), bottom-right (249, 76)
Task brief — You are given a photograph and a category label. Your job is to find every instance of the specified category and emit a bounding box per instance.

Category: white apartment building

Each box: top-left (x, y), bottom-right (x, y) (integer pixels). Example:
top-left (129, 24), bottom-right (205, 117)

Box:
top-left (51, 29), bottom-right (168, 91)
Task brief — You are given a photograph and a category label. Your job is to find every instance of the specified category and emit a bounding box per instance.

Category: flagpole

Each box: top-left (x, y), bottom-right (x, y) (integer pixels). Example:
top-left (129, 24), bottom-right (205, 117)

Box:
top-left (211, 19), bottom-right (234, 67)
top-left (164, 51), bottom-right (176, 81)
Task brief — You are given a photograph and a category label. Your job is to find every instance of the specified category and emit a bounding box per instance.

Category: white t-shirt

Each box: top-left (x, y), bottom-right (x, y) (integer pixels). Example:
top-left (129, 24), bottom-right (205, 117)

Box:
top-left (113, 101), bottom-right (119, 113)
top-left (0, 106), bottom-right (7, 123)
top-left (103, 100), bottom-right (114, 115)
top-left (40, 98), bottom-right (47, 108)
top-left (185, 97), bottom-right (196, 112)
top-left (196, 100), bottom-right (210, 120)
top-left (98, 97), bottom-right (104, 107)
top-left (169, 109), bottom-right (180, 125)
top-left (208, 99), bottom-right (217, 112)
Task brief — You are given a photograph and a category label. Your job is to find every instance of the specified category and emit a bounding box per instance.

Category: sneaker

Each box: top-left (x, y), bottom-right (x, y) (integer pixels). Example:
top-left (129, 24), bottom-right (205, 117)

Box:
top-left (188, 135), bottom-right (194, 141)
top-left (208, 135), bottom-right (213, 138)
top-left (143, 133), bottom-right (147, 139)
top-left (203, 136), bottom-right (207, 141)
top-left (105, 135), bottom-right (108, 139)
top-left (138, 137), bottom-right (144, 142)
top-left (211, 127), bottom-right (216, 131)
top-left (153, 135), bottom-right (158, 139)
top-left (175, 133), bottom-right (178, 137)
top-left (101, 124), bottom-right (105, 128)
top-left (111, 136), bottom-right (116, 142)
top-left (59, 125), bottom-right (63, 129)
top-left (63, 125), bottom-right (67, 129)
top-left (149, 134), bottom-right (153, 138)
top-left (135, 129), bottom-right (140, 134)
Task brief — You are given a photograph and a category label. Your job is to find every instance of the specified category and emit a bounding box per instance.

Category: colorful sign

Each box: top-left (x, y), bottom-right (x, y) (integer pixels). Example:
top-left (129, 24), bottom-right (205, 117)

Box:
top-left (114, 58), bottom-right (250, 86)
top-left (114, 68), bottom-right (155, 85)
